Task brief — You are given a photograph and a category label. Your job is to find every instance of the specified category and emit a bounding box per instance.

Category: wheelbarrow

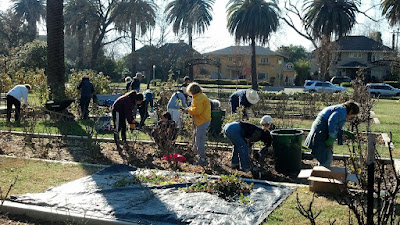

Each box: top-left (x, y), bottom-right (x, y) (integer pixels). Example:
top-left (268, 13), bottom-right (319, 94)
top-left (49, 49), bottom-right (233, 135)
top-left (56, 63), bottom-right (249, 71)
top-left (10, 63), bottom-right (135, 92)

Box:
top-left (44, 99), bottom-right (75, 120)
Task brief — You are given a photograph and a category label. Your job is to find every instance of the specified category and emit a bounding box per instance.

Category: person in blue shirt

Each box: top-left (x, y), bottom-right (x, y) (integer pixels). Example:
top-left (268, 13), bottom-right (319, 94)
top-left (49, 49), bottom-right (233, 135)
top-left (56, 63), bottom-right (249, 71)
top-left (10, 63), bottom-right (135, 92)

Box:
top-left (230, 89), bottom-right (259, 119)
top-left (167, 90), bottom-right (187, 128)
top-left (77, 75), bottom-right (94, 119)
top-left (305, 101), bottom-right (359, 168)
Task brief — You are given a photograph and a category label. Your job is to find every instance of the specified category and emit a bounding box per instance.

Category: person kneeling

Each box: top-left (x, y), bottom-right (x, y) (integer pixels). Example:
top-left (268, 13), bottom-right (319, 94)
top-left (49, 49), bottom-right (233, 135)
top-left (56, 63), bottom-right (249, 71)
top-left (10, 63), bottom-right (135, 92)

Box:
top-left (223, 115), bottom-right (273, 172)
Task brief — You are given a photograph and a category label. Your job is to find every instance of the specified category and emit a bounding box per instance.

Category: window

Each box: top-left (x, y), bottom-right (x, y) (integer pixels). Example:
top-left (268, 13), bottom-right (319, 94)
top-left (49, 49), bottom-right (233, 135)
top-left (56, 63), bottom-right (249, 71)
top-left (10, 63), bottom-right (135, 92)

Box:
top-left (349, 52), bottom-right (362, 58)
top-left (237, 57), bottom-right (242, 62)
top-left (315, 82), bottom-right (323, 87)
top-left (260, 57), bottom-right (269, 64)
top-left (371, 53), bottom-right (383, 62)
top-left (258, 73), bottom-right (268, 80)
top-left (228, 57), bottom-right (233, 62)
top-left (322, 83), bottom-right (331, 87)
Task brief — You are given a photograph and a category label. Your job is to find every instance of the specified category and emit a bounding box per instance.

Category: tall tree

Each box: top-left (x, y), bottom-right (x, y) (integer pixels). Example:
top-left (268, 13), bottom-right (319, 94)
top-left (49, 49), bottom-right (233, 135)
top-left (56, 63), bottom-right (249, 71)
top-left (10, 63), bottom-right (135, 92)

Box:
top-left (12, 0), bottom-right (45, 42)
top-left (276, 45), bottom-right (308, 63)
top-left (0, 9), bottom-right (29, 54)
top-left (382, 0), bottom-right (400, 26)
top-left (114, 0), bottom-right (156, 74)
top-left (64, 0), bottom-right (96, 69)
top-left (47, 0), bottom-right (65, 100)
top-left (165, 0), bottom-right (215, 80)
top-left (227, 0), bottom-right (280, 90)
top-left (86, 0), bottom-right (123, 69)
top-left (304, 0), bottom-right (359, 79)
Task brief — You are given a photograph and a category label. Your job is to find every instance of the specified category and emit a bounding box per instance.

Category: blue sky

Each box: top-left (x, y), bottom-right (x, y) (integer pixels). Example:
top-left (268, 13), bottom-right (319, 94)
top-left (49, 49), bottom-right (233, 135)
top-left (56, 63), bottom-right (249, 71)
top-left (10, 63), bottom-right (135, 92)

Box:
top-left (0, 0), bottom-right (396, 56)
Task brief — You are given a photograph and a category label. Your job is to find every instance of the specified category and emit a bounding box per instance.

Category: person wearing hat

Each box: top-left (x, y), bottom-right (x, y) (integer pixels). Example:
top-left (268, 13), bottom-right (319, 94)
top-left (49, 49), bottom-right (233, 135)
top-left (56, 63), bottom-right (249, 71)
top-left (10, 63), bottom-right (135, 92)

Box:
top-left (77, 75), bottom-right (94, 120)
top-left (229, 89), bottom-right (260, 119)
top-left (125, 76), bottom-right (133, 92)
top-left (223, 115), bottom-right (273, 172)
top-left (305, 101), bottom-right (359, 168)
top-left (6, 84), bottom-right (32, 123)
top-left (130, 72), bottom-right (145, 93)
top-left (112, 91), bottom-right (144, 150)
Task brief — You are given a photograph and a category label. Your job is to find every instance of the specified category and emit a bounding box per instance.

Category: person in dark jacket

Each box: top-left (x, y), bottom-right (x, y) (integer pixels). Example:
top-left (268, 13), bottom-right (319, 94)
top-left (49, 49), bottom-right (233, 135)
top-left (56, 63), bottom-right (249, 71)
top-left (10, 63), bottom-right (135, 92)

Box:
top-left (112, 91), bottom-right (144, 150)
top-left (305, 101), bottom-right (359, 168)
top-left (223, 116), bottom-right (272, 172)
top-left (129, 72), bottom-right (145, 92)
top-left (137, 89), bottom-right (154, 127)
top-left (125, 76), bottom-right (133, 92)
top-left (77, 75), bottom-right (94, 119)
top-left (230, 89), bottom-right (259, 119)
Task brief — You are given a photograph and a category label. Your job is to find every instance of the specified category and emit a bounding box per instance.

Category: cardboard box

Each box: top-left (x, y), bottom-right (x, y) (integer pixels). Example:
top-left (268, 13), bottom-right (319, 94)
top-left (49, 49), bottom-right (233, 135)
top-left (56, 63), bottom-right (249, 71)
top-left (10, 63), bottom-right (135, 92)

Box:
top-left (310, 166), bottom-right (347, 180)
top-left (308, 176), bottom-right (346, 194)
top-left (298, 166), bottom-right (350, 194)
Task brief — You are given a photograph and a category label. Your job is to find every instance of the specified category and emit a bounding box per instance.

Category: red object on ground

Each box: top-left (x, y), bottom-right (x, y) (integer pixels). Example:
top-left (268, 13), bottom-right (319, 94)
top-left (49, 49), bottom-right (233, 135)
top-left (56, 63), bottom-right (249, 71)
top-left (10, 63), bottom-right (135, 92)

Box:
top-left (162, 153), bottom-right (186, 163)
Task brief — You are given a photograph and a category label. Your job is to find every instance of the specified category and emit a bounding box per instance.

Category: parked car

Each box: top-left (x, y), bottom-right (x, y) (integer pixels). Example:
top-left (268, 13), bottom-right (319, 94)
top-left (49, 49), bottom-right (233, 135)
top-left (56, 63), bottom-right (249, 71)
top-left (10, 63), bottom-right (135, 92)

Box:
top-left (304, 80), bottom-right (347, 93)
top-left (366, 83), bottom-right (400, 97)
top-left (330, 76), bottom-right (351, 85)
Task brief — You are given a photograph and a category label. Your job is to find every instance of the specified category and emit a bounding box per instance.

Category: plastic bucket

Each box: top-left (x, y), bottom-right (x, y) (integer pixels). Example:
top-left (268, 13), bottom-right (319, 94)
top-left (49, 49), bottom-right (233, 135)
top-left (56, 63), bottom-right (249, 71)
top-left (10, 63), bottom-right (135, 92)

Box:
top-left (271, 129), bottom-right (304, 174)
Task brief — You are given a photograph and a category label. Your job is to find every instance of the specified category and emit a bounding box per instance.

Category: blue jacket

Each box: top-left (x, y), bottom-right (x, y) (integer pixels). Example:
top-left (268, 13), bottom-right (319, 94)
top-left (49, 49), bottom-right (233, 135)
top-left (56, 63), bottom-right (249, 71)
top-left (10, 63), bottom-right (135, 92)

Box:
top-left (318, 104), bottom-right (347, 139)
top-left (167, 92), bottom-right (187, 109)
top-left (77, 78), bottom-right (94, 98)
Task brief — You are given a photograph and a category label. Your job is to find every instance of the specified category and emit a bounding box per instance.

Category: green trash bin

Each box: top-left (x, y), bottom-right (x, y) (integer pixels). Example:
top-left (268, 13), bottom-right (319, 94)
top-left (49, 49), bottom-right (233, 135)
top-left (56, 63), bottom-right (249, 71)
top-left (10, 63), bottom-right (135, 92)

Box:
top-left (208, 110), bottom-right (225, 137)
top-left (271, 129), bottom-right (304, 174)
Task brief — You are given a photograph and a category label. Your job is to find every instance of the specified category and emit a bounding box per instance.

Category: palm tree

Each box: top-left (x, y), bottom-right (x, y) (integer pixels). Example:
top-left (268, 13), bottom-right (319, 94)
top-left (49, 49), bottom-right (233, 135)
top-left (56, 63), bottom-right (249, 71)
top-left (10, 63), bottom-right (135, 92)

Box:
top-left (64, 0), bottom-right (95, 69)
top-left (12, 0), bottom-right (46, 42)
top-left (47, 0), bottom-right (65, 100)
top-left (165, 0), bottom-right (215, 80)
top-left (382, 0), bottom-right (400, 26)
top-left (114, 0), bottom-right (156, 74)
top-left (304, 0), bottom-right (359, 79)
top-left (227, 0), bottom-right (280, 90)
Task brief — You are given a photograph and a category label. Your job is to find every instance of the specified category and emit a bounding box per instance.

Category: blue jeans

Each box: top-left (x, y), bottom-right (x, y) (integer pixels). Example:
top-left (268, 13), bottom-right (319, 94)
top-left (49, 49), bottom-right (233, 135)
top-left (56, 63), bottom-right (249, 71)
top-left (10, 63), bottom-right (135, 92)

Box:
top-left (223, 122), bottom-right (251, 170)
top-left (194, 121), bottom-right (210, 161)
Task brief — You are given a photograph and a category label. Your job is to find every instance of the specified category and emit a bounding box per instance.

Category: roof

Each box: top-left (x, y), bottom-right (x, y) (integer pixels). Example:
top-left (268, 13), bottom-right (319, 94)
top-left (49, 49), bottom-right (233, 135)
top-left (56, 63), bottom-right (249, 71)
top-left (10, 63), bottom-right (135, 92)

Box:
top-left (339, 61), bottom-right (367, 68)
top-left (205, 45), bottom-right (284, 57)
top-left (334, 36), bottom-right (393, 51)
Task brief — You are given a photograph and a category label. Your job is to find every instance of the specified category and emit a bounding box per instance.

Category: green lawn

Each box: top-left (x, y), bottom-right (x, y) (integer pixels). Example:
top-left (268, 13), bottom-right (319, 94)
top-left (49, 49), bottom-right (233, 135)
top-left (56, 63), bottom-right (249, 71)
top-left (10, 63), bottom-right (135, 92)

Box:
top-left (0, 157), bottom-right (101, 196)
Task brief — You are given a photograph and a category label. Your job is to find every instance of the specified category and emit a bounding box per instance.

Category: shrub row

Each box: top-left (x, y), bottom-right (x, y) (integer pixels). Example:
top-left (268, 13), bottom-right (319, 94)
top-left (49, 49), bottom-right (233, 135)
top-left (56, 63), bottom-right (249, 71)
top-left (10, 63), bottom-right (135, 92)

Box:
top-left (194, 78), bottom-right (270, 86)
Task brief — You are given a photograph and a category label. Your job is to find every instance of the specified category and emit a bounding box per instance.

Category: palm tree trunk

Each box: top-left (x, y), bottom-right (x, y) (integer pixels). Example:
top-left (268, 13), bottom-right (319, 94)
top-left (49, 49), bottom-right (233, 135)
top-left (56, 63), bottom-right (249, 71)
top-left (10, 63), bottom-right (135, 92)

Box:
top-left (131, 24), bottom-right (137, 74)
top-left (77, 22), bottom-right (84, 69)
top-left (188, 26), bottom-right (193, 81)
top-left (28, 16), bottom-right (37, 42)
top-left (251, 38), bottom-right (258, 90)
top-left (47, 0), bottom-right (66, 100)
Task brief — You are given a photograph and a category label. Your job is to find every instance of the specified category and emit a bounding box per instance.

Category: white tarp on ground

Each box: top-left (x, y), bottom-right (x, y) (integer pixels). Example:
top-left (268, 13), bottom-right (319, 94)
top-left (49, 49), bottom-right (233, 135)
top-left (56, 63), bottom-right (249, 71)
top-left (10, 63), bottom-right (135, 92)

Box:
top-left (9, 164), bottom-right (294, 225)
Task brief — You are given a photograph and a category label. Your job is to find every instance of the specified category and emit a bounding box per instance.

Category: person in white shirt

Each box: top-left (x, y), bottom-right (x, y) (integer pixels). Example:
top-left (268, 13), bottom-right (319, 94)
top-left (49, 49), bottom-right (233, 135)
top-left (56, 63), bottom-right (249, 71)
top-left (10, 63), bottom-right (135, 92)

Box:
top-left (6, 84), bottom-right (31, 122)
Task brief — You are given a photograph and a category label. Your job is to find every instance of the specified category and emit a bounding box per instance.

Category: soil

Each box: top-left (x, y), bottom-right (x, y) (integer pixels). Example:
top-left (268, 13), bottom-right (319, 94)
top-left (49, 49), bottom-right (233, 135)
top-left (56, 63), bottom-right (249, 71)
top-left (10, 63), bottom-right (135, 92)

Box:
top-left (0, 132), bottom-right (347, 224)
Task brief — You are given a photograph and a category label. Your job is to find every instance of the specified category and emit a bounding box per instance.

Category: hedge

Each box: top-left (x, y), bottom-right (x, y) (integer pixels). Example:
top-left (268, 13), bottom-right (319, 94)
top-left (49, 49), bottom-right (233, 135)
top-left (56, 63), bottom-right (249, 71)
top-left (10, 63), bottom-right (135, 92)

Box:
top-left (194, 78), bottom-right (270, 86)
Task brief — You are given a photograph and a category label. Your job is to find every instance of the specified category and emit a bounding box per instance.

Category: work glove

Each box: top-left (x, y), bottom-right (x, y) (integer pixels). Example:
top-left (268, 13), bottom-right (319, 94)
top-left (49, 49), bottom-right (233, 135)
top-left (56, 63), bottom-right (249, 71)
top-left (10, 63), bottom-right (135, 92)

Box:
top-left (129, 121), bottom-right (139, 130)
top-left (325, 136), bottom-right (336, 147)
top-left (150, 107), bottom-right (154, 113)
top-left (343, 130), bottom-right (355, 140)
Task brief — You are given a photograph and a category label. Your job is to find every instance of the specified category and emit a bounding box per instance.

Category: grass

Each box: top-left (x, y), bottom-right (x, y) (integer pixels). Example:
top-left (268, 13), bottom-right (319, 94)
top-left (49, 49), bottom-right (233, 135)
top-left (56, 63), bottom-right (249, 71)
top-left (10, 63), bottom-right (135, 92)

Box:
top-left (0, 157), bottom-right (102, 196)
top-left (267, 187), bottom-right (351, 225)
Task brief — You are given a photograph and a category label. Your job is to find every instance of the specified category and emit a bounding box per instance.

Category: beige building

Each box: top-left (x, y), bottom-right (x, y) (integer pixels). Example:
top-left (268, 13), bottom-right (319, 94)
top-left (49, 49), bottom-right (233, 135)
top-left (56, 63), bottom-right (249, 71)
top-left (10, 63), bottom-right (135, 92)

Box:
top-left (203, 46), bottom-right (296, 86)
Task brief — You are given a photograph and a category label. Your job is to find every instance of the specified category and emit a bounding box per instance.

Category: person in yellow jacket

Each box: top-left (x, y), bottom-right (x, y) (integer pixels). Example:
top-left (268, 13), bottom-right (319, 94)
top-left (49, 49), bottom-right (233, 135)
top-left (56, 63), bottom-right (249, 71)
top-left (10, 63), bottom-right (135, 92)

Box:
top-left (185, 82), bottom-right (211, 166)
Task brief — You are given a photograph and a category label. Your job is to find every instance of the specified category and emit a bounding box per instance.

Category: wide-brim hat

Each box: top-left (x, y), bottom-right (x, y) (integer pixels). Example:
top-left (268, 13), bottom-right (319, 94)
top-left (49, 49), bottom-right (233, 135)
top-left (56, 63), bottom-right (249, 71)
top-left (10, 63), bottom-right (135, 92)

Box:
top-left (246, 90), bottom-right (260, 105)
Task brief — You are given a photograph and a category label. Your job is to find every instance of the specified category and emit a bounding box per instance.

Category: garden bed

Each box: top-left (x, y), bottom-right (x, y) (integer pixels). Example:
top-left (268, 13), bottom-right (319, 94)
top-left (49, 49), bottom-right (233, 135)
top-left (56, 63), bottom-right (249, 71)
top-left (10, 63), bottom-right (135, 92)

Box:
top-left (0, 132), bottom-right (348, 184)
